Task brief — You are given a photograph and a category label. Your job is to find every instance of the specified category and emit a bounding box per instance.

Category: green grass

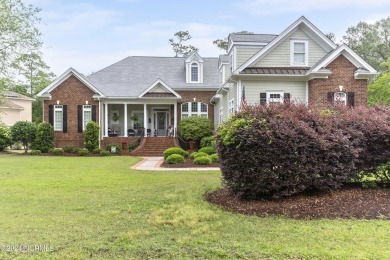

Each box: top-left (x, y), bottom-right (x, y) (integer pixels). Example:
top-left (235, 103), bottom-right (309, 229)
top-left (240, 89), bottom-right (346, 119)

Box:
top-left (0, 154), bottom-right (389, 259)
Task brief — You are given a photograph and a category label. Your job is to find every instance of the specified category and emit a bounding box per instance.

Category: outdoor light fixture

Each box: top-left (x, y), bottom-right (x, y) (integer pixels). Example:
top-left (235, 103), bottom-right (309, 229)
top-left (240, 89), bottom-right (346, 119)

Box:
top-left (339, 85), bottom-right (343, 92)
top-left (86, 101), bottom-right (89, 104)
top-left (193, 97), bottom-right (196, 101)
top-left (56, 100), bottom-right (60, 104)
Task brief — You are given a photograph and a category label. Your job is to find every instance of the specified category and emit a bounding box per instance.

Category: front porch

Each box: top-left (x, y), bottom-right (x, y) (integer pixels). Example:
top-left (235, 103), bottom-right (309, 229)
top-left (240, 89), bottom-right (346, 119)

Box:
top-left (101, 103), bottom-right (178, 139)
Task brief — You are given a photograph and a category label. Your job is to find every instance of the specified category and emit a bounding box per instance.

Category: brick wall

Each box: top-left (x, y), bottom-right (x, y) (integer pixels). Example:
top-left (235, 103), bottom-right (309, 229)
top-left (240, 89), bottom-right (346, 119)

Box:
top-left (308, 54), bottom-right (368, 110)
top-left (44, 75), bottom-right (99, 148)
top-left (176, 90), bottom-right (216, 123)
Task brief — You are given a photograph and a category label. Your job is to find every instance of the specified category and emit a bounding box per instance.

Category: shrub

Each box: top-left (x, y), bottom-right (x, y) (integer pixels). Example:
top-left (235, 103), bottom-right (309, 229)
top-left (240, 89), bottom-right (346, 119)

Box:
top-left (30, 150), bottom-right (41, 155)
top-left (200, 136), bottom-right (216, 149)
top-left (163, 147), bottom-right (189, 159)
top-left (189, 152), bottom-right (198, 160)
top-left (128, 142), bottom-right (138, 151)
top-left (84, 121), bottom-right (99, 152)
top-left (105, 144), bottom-right (121, 154)
top-left (198, 146), bottom-right (216, 155)
top-left (193, 152), bottom-right (208, 159)
top-left (166, 154), bottom-right (185, 164)
top-left (51, 148), bottom-right (64, 156)
top-left (0, 124), bottom-right (12, 151)
top-left (100, 150), bottom-right (111, 156)
top-left (10, 121), bottom-right (36, 154)
top-left (63, 145), bottom-right (76, 153)
top-left (217, 103), bottom-right (359, 198)
top-left (194, 156), bottom-right (212, 165)
top-left (77, 148), bottom-right (89, 156)
top-left (92, 148), bottom-right (101, 154)
top-left (31, 122), bottom-right (54, 153)
top-left (210, 153), bottom-right (219, 163)
top-left (178, 117), bottom-right (213, 142)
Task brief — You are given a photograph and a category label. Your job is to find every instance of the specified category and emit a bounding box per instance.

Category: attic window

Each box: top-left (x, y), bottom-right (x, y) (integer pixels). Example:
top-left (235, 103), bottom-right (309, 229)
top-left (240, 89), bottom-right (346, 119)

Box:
top-left (291, 40), bottom-right (308, 66)
top-left (191, 62), bottom-right (199, 82)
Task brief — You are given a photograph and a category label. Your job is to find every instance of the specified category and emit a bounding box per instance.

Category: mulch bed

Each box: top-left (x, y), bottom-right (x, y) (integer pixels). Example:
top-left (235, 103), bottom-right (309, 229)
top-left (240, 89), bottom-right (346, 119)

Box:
top-left (206, 185), bottom-right (390, 220)
top-left (161, 159), bottom-right (220, 168)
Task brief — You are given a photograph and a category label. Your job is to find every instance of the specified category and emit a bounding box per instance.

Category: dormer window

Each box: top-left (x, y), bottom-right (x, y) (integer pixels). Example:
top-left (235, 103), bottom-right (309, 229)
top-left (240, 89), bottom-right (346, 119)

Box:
top-left (191, 62), bottom-right (199, 82)
top-left (290, 40), bottom-right (308, 66)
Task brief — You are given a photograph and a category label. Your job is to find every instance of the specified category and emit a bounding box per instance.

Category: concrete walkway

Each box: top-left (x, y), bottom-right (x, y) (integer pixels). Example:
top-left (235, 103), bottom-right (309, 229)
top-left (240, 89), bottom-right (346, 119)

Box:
top-left (130, 157), bottom-right (220, 171)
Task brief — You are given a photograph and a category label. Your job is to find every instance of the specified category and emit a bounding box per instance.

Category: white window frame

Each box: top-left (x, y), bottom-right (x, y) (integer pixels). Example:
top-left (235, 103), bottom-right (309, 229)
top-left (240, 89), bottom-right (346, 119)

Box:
top-left (181, 102), bottom-right (208, 119)
top-left (290, 40), bottom-right (308, 66)
top-left (54, 105), bottom-right (63, 131)
top-left (334, 92), bottom-right (347, 106)
top-left (228, 99), bottom-right (235, 115)
top-left (83, 105), bottom-right (92, 131)
top-left (267, 92), bottom-right (284, 104)
top-left (190, 62), bottom-right (199, 82)
top-left (219, 107), bottom-right (224, 124)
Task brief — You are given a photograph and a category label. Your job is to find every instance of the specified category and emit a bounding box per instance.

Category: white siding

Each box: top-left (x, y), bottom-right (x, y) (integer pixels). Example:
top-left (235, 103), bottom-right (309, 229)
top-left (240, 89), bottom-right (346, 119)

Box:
top-left (243, 80), bottom-right (306, 105)
top-left (254, 28), bottom-right (327, 67)
top-left (228, 83), bottom-right (237, 112)
top-left (236, 46), bottom-right (262, 68)
top-left (150, 84), bottom-right (168, 93)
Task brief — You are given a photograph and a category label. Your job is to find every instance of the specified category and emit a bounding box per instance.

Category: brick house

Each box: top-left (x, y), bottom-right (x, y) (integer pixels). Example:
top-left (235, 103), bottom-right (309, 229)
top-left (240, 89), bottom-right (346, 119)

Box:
top-left (37, 16), bottom-right (377, 149)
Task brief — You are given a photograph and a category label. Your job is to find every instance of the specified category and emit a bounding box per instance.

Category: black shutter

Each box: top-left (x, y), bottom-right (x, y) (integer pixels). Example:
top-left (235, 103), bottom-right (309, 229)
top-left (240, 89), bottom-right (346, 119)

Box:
top-left (92, 105), bottom-right (97, 122)
top-left (284, 93), bottom-right (291, 103)
top-left (260, 93), bottom-right (267, 105)
top-left (77, 105), bottom-right (83, 133)
top-left (327, 92), bottom-right (335, 106)
top-left (48, 105), bottom-right (53, 126)
top-left (347, 92), bottom-right (355, 108)
top-left (62, 105), bottom-right (67, 133)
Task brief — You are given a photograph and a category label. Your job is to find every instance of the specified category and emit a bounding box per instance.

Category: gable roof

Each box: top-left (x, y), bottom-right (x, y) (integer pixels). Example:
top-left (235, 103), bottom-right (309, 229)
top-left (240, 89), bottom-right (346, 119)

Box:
top-left (185, 51), bottom-right (204, 63)
top-left (0, 99), bottom-right (25, 110)
top-left (237, 16), bottom-right (337, 73)
top-left (87, 56), bottom-right (219, 97)
top-left (310, 44), bottom-right (377, 74)
top-left (138, 79), bottom-right (181, 98)
top-left (37, 67), bottom-right (104, 98)
top-left (4, 91), bottom-right (34, 101)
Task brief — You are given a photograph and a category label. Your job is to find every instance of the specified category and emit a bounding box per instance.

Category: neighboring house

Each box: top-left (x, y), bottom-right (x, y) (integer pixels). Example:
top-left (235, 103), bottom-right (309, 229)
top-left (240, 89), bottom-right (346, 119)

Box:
top-left (0, 92), bottom-right (34, 127)
top-left (37, 16), bottom-right (377, 148)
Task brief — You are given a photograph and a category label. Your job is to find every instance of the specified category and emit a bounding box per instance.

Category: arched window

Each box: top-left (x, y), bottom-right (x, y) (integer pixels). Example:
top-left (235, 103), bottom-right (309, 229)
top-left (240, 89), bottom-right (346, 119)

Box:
top-left (181, 102), bottom-right (208, 119)
top-left (191, 62), bottom-right (199, 82)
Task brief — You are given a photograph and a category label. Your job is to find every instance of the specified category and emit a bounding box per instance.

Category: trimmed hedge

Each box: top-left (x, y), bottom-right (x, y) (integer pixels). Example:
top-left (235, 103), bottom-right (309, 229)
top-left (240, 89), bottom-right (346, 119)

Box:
top-left (31, 122), bottom-right (54, 153)
top-left (166, 154), bottom-right (185, 164)
top-left (200, 136), bottom-right (216, 148)
top-left (92, 148), bottom-right (101, 154)
top-left (51, 148), bottom-right (64, 156)
top-left (100, 150), bottom-right (111, 156)
top-left (217, 103), bottom-right (362, 198)
top-left (193, 152), bottom-right (208, 159)
top-left (194, 156), bottom-right (212, 165)
top-left (198, 146), bottom-right (216, 155)
top-left (0, 125), bottom-right (12, 151)
top-left (63, 145), bottom-right (76, 153)
top-left (30, 150), bottom-right (41, 155)
top-left (77, 148), bottom-right (89, 156)
top-left (210, 153), bottom-right (219, 163)
top-left (189, 152), bottom-right (198, 160)
top-left (84, 121), bottom-right (99, 152)
top-left (163, 147), bottom-right (189, 159)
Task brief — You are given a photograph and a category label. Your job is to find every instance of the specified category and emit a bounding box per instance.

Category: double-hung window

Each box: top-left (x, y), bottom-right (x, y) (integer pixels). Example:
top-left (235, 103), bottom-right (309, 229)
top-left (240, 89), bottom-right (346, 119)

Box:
top-left (54, 105), bottom-right (63, 131)
top-left (83, 105), bottom-right (92, 131)
top-left (228, 99), bottom-right (235, 114)
top-left (191, 63), bottom-right (199, 82)
top-left (291, 40), bottom-right (308, 66)
top-left (267, 92), bottom-right (284, 104)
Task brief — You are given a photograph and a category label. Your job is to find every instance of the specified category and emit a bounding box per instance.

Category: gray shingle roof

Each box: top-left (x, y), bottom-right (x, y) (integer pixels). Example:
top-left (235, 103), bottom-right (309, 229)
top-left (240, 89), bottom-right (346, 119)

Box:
top-left (229, 34), bottom-right (278, 43)
top-left (87, 56), bottom-right (219, 97)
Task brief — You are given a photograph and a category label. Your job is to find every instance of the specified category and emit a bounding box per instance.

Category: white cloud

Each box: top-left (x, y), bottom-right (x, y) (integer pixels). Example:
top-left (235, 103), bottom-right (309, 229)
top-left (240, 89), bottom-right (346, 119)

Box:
top-left (240, 0), bottom-right (390, 15)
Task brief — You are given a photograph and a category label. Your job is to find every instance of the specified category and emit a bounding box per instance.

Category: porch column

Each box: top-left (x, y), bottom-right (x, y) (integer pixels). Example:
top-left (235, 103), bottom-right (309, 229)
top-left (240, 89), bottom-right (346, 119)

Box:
top-left (143, 104), bottom-right (147, 136)
top-left (173, 102), bottom-right (177, 137)
top-left (124, 103), bottom-right (128, 137)
top-left (104, 103), bottom-right (108, 137)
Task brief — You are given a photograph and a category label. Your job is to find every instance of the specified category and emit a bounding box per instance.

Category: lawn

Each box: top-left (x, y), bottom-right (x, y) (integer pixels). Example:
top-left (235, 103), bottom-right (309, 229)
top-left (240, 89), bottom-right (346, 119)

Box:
top-left (0, 154), bottom-right (389, 259)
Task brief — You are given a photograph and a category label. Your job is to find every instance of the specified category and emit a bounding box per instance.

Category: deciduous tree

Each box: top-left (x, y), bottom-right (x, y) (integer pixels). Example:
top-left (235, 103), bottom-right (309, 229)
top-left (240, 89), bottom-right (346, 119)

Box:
top-left (213, 31), bottom-right (253, 52)
top-left (169, 31), bottom-right (198, 57)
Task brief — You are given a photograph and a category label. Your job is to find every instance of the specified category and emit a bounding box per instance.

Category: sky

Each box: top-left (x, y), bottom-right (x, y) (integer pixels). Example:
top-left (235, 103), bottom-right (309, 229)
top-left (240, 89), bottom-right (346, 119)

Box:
top-left (24, 0), bottom-right (390, 76)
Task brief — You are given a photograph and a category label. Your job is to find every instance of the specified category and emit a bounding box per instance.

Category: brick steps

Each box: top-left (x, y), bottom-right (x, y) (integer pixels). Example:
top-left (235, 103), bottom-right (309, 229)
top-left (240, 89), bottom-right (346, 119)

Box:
top-left (130, 137), bottom-right (178, 156)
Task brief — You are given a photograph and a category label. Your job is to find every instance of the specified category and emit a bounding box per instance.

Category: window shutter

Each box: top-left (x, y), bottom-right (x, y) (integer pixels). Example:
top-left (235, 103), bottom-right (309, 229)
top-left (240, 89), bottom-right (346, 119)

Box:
top-left (92, 105), bottom-right (97, 122)
top-left (284, 93), bottom-right (291, 103)
top-left (347, 92), bottom-right (355, 108)
top-left (48, 105), bottom-right (53, 126)
top-left (327, 92), bottom-right (335, 106)
top-left (78, 105), bottom-right (83, 133)
top-left (260, 93), bottom-right (267, 105)
top-left (63, 105), bottom-right (67, 133)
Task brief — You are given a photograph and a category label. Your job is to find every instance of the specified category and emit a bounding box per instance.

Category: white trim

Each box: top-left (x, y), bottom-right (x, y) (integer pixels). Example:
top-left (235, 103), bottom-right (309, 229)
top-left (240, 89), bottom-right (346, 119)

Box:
top-left (185, 51), bottom-right (204, 63)
top-left (190, 62), bottom-right (200, 83)
top-left (227, 42), bottom-right (268, 54)
top-left (311, 44), bottom-right (377, 74)
top-left (104, 103), bottom-right (108, 137)
top-left (82, 105), bottom-right (92, 131)
top-left (124, 104), bottom-right (128, 136)
top-left (181, 102), bottom-right (208, 119)
top-left (266, 91), bottom-right (285, 104)
top-left (37, 67), bottom-right (104, 97)
top-left (138, 79), bottom-right (182, 98)
top-left (53, 105), bottom-right (63, 131)
top-left (237, 81), bottom-right (242, 111)
top-left (305, 81), bottom-right (309, 106)
top-left (290, 40), bottom-right (308, 66)
top-left (237, 16), bottom-right (337, 73)
top-left (228, 98), bottom-right (235, 115)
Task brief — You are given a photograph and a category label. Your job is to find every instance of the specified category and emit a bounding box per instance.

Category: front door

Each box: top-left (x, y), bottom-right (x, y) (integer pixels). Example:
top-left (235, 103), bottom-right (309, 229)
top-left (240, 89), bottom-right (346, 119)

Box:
top-left (157, 112), bottom-right (167, 136)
